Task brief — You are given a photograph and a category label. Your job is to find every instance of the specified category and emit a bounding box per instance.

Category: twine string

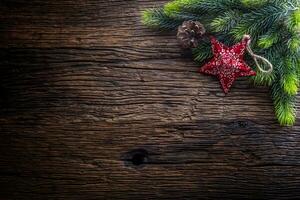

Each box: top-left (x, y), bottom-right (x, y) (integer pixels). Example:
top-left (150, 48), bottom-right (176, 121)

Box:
top-left (243, 35), bottom-right (273, 74)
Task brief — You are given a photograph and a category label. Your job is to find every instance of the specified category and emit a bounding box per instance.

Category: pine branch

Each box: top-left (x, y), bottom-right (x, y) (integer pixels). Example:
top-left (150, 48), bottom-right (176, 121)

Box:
top-left (271, 80), bottom-right (297, 126)
top-left (192, 39), bottom-right (212, 63)
top-left (231, 4), bottom-right (286, 41)
top-left (210, 10), bottom-right (242, 33)
top-left (142, 8), bottom-right (182, 30)
top-left (281, 56), bottom-right (299, 95)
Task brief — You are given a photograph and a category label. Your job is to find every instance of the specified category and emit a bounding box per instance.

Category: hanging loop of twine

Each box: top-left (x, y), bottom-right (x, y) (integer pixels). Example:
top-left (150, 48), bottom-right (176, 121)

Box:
top-left (243, 35), bottom-right (273, 74)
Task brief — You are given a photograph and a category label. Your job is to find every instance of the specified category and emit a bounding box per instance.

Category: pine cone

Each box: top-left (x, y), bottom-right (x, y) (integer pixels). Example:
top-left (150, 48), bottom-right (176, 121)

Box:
top-left (177, 20), bottom-right (206, 49)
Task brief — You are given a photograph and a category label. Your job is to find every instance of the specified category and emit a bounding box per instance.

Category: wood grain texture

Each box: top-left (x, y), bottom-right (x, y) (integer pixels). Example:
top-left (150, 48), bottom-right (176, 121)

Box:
top-left (0, 0), bottom-right (299, 199)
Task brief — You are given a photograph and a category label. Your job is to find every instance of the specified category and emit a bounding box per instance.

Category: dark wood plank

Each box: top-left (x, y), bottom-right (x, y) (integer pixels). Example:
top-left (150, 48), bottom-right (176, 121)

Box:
top-left (0, 0), bottom-right (299, 199)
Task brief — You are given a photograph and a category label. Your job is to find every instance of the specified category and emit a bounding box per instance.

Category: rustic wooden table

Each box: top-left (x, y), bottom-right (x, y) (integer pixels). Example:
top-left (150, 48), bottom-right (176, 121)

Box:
top-left (0, 0), bottom-right (300, 199)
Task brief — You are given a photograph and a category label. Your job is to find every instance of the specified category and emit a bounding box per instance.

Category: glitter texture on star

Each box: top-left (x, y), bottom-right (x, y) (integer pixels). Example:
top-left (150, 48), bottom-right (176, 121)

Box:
top-left (199, 37), bottom-right (256, 93)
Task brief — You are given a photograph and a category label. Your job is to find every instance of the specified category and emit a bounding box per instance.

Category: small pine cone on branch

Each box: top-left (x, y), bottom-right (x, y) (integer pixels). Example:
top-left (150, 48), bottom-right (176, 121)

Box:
top-left (177, 20), bottom-right (206, 49)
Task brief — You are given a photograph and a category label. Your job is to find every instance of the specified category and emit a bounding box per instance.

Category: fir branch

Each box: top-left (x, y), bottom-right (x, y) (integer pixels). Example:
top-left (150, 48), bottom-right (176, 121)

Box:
top-left (182, 0), bottom-right (245, 13)
top-left (280, 53), bottom-right (300, 95)
top-left (240, 0), bottom-right (268, 8)
top-left (234, 7), bottom-right (284, 40)
top-left (142, 8), bottom-right (182, 30)
top-left (210, 10), bottom-right (242, 33)
top-left (271, 80), bottom-right (296, 126)
top-left (192, 39), bottom-right (213, 63)
top-left (257, 28), bottom-right (280, 49)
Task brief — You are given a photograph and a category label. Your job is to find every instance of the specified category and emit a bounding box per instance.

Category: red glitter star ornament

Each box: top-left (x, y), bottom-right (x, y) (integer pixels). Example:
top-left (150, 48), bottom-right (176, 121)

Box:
top-left (199, 36), bottom-right (256, 93)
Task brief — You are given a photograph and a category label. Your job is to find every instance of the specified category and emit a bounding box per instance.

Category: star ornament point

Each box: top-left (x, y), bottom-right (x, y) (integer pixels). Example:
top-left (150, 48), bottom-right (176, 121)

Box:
top-left (199, 37), bottom-right (256, 94)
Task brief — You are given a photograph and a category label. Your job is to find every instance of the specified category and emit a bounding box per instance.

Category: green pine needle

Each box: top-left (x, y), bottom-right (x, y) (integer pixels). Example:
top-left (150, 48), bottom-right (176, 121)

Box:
top-left (282, 74), bottom-right (299, 95)
top-left (251, 71), bottom-right (275, 86)
top-left (288, 35), bottom-right (300, 52)
top-left (258, 34), bottom-right (279, 49)
top-left (193, 41), bottom-right (213, 63)
top-left (210, 10), bottom-right (241, 33)
top-left (240, 0), bottom-right (267, 8)
top-left (275, 100), bottom-right (296, 126)
top-left (288, 8), bottom-right (300, 32)
top-left (164, 0), bottom-right (199, 16)
top-left (142, 8), bottom-right (181, 30)
top-left (272, 81), bottom-right (297, 126)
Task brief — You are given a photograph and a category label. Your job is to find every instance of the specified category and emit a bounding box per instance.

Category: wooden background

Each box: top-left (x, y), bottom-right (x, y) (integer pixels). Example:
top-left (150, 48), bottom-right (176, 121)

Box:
top-left (0, 0), bottom-right (300, 199)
